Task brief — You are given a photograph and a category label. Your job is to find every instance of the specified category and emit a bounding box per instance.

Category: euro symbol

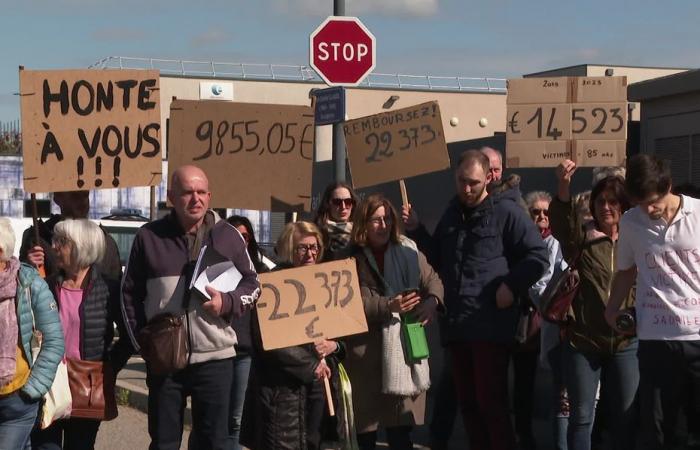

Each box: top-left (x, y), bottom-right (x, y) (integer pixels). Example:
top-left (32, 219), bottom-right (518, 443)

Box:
top-left (305, 316), bottom-right (322, 339)
top-left (508, 111), bottom-right (520, 134)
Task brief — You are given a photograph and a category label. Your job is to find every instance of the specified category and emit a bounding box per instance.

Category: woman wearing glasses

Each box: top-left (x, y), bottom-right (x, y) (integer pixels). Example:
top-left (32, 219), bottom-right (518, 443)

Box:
top-left (241, 221), bottom-right (345, 450)
top-left (314, 182), bottom-right (359, 260)
top-left (344, 194), bottom-right (443, 450)
top-left (550, 161), bottom-right (638, 450)
top-left (526, 191), bottom-right (569, 450)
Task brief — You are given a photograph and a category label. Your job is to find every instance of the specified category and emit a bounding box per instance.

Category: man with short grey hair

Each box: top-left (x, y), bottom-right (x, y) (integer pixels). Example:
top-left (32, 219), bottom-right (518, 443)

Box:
top-left (122, 165), bottom-right (260, 450)
top-left (480, 146), bottom-right (503, 183)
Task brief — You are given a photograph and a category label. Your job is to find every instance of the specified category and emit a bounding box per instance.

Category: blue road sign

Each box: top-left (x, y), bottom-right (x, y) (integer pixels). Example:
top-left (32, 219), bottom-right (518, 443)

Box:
top-left (313, 86), bottom-right (345, 125)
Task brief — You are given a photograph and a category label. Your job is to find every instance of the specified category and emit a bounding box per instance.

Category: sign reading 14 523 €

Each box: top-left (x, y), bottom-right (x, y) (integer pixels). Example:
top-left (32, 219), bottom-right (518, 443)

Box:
top-left (506, 76), bottom-right (627, 168)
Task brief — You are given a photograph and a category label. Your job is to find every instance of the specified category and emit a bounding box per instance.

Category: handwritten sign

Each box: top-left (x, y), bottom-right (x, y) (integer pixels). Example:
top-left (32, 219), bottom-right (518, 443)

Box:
top-left (256, 258), bottom-right (367, 350)
top-left (168, 100), bottom-right (314, 212)
top-left (343, 101), bottom-right (451, 189)
top-left (506, 76), bottom-right (627, 168)
top-left (19, 69), bottom-right (162, 193)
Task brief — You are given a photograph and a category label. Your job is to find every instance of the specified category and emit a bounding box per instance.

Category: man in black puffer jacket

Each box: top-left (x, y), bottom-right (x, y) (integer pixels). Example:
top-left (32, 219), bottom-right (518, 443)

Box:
top-left (403, 150), bottom-right (548, 450)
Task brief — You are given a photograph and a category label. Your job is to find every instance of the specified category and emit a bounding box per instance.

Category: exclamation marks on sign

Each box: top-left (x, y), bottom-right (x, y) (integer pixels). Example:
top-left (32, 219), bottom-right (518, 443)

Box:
top-left (77, 156), bottom-right (85, 188)
top-left (94, 157), bottom-right (103, 187)
top-left (76, 156), bottom-right (119, 188)
top-left (112, 156), bottom-right (121, 187)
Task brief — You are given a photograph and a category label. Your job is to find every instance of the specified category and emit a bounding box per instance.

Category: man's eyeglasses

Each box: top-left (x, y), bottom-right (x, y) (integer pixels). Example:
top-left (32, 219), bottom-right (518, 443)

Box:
top-left (530, 208), bottom-right (549, 217)
top-left (331, 198), bottom-right (353, 208)
top-left (368, 216), bottom-right (393, 226)
top-left (295, 244), bottom-right (320, 255)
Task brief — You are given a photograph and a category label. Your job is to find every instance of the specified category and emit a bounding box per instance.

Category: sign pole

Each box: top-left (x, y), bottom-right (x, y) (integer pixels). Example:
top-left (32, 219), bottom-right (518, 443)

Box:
top-left (332, 0), bottom-right (346, 183)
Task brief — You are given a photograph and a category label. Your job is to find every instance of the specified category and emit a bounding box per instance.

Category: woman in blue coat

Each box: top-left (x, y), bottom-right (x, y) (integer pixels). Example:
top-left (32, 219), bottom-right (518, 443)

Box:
top-left (0, 218), bottom-right (64, 449)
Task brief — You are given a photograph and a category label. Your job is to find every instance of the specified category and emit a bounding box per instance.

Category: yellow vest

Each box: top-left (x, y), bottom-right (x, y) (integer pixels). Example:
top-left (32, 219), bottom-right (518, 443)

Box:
top-left (0, 345), bottom-right (31, 395)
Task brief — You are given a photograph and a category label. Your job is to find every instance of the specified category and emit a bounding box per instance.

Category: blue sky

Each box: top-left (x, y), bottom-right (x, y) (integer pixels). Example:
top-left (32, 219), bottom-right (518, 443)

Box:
top-left (1, 0), bottom-right (697, 123)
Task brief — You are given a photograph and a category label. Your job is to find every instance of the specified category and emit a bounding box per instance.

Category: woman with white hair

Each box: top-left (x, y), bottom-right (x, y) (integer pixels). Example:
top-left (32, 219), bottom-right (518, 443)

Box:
top-left (0, 218), bottom-right (64, 449)
top-left (31, 219), bottom-right (133, 450)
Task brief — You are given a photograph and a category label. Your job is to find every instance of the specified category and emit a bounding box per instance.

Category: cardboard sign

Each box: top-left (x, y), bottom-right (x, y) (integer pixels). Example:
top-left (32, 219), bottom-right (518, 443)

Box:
top-left (506, 76), bottom-right (627, 168)
top-left (19, 69), bottom-right (162, 193)
top-left (168, 100), bottom-right (315, 212)
top-left (343, 101), bottom-right (451, 189)
top-left (256, 258), bottom-right (367, 350)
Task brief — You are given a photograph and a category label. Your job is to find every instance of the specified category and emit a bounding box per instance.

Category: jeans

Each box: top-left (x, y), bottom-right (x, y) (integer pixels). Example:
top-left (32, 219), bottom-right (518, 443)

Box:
top-left (147, 357), bottom-right (233, 450)
top-left (226, 355), bottom-right (251, 450)
top-left (428, 347), bottom-right (458, 449)
top-left (451, 341), bottom-right (515, 450)
top-left (637, 340), bottom-right (700, 450)
top-left (565, 340), bottom-right (639, 450)
top-left (31, 417), bottom-right (101, 450)
top-left (546, 343), bottom-right (569, 450)
top-left (0, 392), bottom-right (39, 450)
top-left (357, 426), bottom-right (413, 450)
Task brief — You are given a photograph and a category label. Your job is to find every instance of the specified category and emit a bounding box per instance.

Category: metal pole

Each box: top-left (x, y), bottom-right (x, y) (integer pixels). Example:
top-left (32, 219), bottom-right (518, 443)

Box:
top-left (332, 0), bottom-right (346, 183)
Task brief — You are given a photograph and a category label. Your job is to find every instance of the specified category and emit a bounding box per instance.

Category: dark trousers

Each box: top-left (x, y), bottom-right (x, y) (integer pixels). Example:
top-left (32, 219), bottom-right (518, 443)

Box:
top-left (357, 426), bottom-right (413, 450)
top-left (451, 341), bottom-right (515, 450)
top-left (306, 379), bottom-right (326, 450)
top-left (429, 348), bottom-right (458, 448)
top-left (147, 357), bottom-right (233, 450)
top-left (512, 348), bottom-right (538, 449)
top-left (31, 417), bottom-right (101, 450)
top-left (638, 340), bottom-right (700, 450)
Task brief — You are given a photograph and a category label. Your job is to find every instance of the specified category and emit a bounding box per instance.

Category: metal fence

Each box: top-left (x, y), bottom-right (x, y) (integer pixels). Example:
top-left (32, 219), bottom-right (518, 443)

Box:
top-left (89, 56), bottom-right (507, 93)
top-left (0, 120), bottom-right (21, 155)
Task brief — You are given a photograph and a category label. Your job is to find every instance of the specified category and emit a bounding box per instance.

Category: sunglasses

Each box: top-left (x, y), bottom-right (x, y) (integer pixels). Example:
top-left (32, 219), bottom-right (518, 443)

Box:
top-left (331, 198), bottom-right (353, 208)
top-left (530, 208), bottom-right (549, 217)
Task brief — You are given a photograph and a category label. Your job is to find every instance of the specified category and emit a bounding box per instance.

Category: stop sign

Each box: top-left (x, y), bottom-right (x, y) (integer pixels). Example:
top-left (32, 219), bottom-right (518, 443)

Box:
top-left (309, 16), bottom-right (376, 86)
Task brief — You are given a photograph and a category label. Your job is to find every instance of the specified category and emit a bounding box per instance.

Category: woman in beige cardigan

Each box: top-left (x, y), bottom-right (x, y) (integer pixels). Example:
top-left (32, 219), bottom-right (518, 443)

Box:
top-left (344, 194), bottom-right (443, 450)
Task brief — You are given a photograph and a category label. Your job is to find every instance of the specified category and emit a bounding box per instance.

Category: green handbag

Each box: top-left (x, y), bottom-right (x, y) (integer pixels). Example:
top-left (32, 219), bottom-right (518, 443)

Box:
top-left (401, 313), bottom-right (429, 362)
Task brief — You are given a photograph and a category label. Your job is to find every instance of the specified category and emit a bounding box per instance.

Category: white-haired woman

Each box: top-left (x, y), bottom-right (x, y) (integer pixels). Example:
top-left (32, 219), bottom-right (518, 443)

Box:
top-left (525, 191), bottom-right (569, 450)
top-left (31, 219), bottom-right (133, 450)
top-left (0, 218), bottom-right (64, 449)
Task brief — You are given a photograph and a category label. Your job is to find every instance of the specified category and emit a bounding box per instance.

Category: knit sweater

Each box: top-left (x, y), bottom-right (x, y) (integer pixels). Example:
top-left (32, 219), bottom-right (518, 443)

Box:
top-left (121, 211), bottom-right (261, 364)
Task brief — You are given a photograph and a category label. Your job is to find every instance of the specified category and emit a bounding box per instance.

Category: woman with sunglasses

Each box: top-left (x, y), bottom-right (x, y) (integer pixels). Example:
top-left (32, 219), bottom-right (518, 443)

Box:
top-left (550, 160), bottom-right (638, 450)
top-left (344, 194), bottom-right (443, 450)
top-left (314, 182), bottom-right (359, 260)
top-left (241, 221), bottom-right (346, 450)
top-left (526, 191), bottom-right (569, 450)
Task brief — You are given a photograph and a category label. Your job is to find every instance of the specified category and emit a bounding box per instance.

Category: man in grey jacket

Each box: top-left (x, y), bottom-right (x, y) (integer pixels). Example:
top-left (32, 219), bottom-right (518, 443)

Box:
top-left (121, 165), bottom-right (260, 450)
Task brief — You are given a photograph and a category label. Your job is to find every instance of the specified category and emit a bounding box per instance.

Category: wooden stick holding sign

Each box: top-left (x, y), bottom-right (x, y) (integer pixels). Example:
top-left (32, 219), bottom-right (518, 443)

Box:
top-left (30, 194), bottom-right (46, 278)
top-left (322, 360), bottom-right (335, 416)
top-left (399, 179), bottom-right (409, 208)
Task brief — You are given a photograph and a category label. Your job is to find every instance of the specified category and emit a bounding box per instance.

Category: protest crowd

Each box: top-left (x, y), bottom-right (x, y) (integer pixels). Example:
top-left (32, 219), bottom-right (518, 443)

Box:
top-left (0, 146), bottom-right (699, 450)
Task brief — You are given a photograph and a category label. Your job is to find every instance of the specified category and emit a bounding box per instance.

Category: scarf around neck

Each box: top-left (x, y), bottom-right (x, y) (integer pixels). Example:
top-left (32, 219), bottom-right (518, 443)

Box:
top-left (0, 257), bottom-right (20, 387)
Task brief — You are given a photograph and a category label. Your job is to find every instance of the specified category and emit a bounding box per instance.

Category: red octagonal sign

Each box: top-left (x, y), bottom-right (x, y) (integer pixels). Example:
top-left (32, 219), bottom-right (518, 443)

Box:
top-left (310, 16), bottom-right (376, 86)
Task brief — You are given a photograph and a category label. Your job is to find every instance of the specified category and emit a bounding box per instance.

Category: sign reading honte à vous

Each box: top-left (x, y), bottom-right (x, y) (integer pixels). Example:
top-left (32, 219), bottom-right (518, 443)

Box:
top-left (19, 68), bottom-right (162, 193)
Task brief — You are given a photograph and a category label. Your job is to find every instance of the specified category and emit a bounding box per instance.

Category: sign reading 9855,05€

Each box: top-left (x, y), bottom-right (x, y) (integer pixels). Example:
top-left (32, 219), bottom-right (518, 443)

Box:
top-left (506, 76), bottom-right (627, 168)
top-left (19, 68), bottom-right (162, 193)
top-left (168, 99), bottom-right (315, 212)
top-left (256, 258), bottom-right (367, 350)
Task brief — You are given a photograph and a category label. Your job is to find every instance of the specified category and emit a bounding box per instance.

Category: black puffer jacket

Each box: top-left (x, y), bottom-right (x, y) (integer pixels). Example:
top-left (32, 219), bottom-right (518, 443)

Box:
top-left (48, 266), bottom-right (133, 371)
top-left (240, 263), bottom-right (347, 450)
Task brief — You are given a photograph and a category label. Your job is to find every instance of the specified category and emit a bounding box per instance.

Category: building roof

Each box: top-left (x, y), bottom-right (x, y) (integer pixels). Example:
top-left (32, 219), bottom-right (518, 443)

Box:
top-left (525, 63), bottom-right (690, 78)
top-left (628, 68), bottom-right (700, 101)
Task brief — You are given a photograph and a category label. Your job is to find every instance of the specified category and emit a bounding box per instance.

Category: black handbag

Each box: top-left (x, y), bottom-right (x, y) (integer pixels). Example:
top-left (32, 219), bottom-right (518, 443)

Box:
top-left (539, 255), bottom-right (580, 325)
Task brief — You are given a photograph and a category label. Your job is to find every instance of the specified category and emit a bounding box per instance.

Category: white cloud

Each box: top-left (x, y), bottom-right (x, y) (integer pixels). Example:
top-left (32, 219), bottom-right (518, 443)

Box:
top-left (273, 0), bottom-right (439, 17)
top-left (190, 28), bottom-right (233, 48)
